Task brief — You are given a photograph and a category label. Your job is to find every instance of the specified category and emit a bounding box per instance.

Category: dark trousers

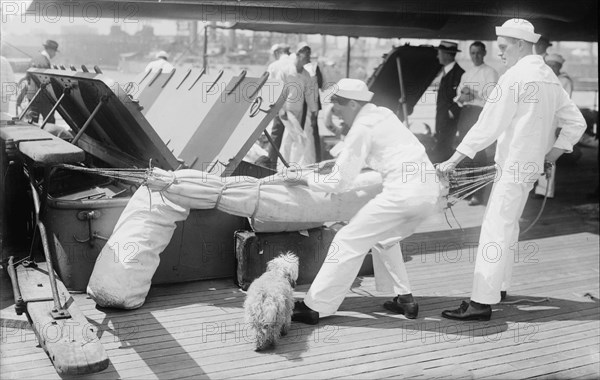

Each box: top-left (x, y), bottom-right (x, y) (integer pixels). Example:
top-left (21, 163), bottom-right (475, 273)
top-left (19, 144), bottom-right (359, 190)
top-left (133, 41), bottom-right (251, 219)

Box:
top-left (433, 121), bottom-right (458, 163)
top-left (455, 105), bottom-right (491, 202)
top-left (267, 101), bottom-right (313, 169)
top-left (267, 116), bottom-right (285, 169)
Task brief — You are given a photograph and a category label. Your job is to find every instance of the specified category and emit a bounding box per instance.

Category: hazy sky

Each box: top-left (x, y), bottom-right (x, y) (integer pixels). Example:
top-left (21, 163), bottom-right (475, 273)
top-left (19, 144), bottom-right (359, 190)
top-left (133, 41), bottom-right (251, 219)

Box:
top-left (1, 0), bottom-right (179, 37)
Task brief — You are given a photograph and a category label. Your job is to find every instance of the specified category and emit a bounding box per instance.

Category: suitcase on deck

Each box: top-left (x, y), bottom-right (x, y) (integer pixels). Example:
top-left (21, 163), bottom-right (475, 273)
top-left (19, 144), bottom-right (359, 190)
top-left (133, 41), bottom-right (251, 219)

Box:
top-left (45, 179), bottom-right (248, 291)
top-left (234, 226), bottom-right (374, 290)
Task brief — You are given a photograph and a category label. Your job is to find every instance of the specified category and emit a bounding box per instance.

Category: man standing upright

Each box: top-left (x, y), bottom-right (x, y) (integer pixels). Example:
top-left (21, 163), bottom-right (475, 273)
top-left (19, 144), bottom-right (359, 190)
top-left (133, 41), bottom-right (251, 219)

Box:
top-left (27, 39), bottom-right (59, 124)
top-left (453, 41), bottom-right (499, 205)
top-left (433, 41), bottom-right (464, 163)
top-left (545, 53), bottom-right (573, 98)
top-left (266, 43), bottom-right (291, 80)
top-left (267, 43), bottom-right (318, 168)
top-left (534, 35), bottom-right (552, 58)
top-left (437, 19), bottom-right (585, 321)
top-left (144, 51), bottom-right (174, 73)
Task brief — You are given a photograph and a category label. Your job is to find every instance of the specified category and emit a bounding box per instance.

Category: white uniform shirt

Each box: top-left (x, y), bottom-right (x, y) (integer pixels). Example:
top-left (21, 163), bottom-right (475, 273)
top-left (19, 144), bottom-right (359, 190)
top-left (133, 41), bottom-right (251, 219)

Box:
top-left (268, 55), bottom-right (318, 122)
top-left (455, 63), bottom-right (499, 107)
top-left (267, 54), bottom-right (293, 81)
top-left (307, 103), bottom-right (438, 196)
top-left (558, 73), bottom-right (573, 98)
top-left (144, 58), bottom-right (174, 73)
top-left (283, 69), bottom-right (318, 122)
top-left (456, 55), bottom-right (585, 175)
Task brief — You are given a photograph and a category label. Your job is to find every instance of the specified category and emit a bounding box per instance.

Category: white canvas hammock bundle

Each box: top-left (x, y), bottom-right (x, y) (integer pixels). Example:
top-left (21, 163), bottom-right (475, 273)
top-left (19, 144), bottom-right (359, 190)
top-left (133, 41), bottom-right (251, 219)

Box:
top-left (58, 163), bottom-right (496, 309)
top-left (143, 167), bottom-right (384, 222)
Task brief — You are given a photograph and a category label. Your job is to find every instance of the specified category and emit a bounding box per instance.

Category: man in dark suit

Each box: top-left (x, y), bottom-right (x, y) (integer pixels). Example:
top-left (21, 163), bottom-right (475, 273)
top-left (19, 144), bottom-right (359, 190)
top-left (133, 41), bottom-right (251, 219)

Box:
top-left (27, 39), bottom-right (58, 124)
top-left (433, 41), bottom-right (464, 163)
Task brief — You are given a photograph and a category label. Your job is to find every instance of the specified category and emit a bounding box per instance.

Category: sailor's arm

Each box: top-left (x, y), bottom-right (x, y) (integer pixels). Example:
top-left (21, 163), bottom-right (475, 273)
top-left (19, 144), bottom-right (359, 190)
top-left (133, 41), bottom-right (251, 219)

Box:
top-left (454, 75), bottom-right (518, 159)
top-left (287, 124), bottom-right (371, 192)
top-left (547, 94), bottom-right (586, 163)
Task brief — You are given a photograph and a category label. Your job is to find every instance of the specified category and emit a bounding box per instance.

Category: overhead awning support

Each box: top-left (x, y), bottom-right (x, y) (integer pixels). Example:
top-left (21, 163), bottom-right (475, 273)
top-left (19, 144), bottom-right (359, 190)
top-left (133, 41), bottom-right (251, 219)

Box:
top-left (203, 24), bottom-right (209, 73)
top-left (395, 56), bottom-right (409, 125)
top-left (346, 37), bottom-right (351, 78)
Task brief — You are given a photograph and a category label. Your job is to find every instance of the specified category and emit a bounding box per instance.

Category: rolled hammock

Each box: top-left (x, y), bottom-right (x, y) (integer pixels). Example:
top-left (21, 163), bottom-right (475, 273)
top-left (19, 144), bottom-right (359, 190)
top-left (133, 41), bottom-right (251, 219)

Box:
top-left (59, 162), bottom-right (497, 221)
top-left (56, 163), bottom-right (496, 309)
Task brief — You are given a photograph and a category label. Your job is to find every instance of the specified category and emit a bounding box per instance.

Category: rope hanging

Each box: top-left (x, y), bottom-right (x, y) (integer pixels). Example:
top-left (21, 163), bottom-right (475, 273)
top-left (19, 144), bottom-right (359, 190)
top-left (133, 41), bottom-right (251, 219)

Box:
top-left (56, 163), bottom-right (150, 183)
top-left (444, 165), bottom-right (497, 207)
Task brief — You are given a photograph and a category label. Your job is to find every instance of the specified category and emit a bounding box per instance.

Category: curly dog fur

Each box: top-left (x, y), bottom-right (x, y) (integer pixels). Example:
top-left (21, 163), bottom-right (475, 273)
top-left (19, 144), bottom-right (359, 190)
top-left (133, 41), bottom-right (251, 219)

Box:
top-left (244, 252), bottom-right (299, 351)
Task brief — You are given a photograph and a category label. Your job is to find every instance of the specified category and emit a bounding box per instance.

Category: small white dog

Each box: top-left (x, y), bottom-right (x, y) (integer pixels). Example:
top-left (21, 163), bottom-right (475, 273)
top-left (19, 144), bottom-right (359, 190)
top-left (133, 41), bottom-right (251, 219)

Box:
top-left (244, 252), bottom-right (299, 351)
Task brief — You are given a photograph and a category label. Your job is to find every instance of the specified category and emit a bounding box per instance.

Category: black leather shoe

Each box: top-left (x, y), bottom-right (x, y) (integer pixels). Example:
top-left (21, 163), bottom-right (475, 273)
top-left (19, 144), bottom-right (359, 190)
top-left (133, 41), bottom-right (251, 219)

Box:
top-left (501, 291), bottom-right (507, 301)
top-left (383, 296), bottom-right (419, 319)
top-left (292, 301), bottom-right (319, 325)
top-left (441, 301), bottom-right (492, 321)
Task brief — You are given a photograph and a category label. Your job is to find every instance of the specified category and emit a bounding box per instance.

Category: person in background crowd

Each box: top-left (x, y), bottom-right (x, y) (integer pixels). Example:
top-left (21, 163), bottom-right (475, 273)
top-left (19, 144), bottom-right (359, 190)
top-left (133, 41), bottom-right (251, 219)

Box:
top-left (267, 42), bottom-right (319, 169)
top-left (144, 50), bottom-right (174, 73)
top-left (433, 41), bottom-right (465, 163)
top-left (267, 43), bottom-right (291, 80)
top-left (262, 43), bottom-right (292, 169)
top-left (27, 39), bottom-right (59, 124)
top-left (452, 41), bottom-right (499, 206)
top-left (534, 35), bottom-right (552, 58)
top-left (298, 41), bottom-right (323, 162)
top-left (545, 53), bottom-right (573, 98)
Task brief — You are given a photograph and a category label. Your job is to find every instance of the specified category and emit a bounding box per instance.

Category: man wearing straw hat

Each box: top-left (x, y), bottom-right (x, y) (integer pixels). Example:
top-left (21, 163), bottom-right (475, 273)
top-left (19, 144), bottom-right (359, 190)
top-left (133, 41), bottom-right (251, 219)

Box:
top-left (433, 40), bottom-right (465, 163)
top-left (27, 39), bottom-right (59, 124)
top-left (437, 19), bottom-right (585, 321)
top-left (287, 78), bottom-right (441, 324)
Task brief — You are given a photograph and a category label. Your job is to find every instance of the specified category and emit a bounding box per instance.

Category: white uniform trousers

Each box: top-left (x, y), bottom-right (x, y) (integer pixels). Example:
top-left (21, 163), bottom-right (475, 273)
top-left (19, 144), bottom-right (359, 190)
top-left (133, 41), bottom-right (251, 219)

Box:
top-left (471, 177), bottom-right (536, 305)
top-left (305, 190), bottom-right (439, 315)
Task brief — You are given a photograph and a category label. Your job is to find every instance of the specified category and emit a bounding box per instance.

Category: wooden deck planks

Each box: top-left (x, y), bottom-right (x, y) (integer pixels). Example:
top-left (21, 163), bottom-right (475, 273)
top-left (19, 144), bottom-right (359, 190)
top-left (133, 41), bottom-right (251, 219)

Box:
top-left (1, 224), bottom-right (598, 379)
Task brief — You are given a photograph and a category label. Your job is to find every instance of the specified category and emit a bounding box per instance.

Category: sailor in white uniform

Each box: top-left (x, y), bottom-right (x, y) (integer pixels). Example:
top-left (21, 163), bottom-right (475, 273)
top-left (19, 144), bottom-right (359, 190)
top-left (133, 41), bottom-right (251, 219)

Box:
top-left (286, 79), bottom-right (441, 324)
top-left (438, 19), bottom-right (585, 321)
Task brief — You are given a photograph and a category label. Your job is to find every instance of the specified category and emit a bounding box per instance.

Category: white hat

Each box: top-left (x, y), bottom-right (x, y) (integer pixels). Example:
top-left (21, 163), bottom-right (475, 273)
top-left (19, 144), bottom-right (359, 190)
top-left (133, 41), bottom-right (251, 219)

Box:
top-left (156, 50), bottom-right (169, 59)
top-left (435, 40), bottom-right (461, 53)
top-left (296, 41), bottom-right (310, 53)
top-left (270, 43), bottom-right (290, 54)
top-left (545, 53), bottom-right (565, 65)
top-left (334, 78), bottom-right (373, 102)
top-left (496, 18), bottom-right (540, 43)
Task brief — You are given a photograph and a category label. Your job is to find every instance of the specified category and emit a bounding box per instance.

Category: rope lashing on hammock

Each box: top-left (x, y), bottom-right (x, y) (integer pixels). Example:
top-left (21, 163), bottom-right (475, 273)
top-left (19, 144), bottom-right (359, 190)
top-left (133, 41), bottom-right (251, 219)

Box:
top-left (55, 163), bottom-right (150, 183)
top-left (57, 163), bottom-right (500, 209)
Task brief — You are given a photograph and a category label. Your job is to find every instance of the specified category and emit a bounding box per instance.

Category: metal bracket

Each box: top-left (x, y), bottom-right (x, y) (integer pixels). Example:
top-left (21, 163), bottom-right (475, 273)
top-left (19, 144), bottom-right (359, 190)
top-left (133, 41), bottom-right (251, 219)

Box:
top-left (50, 307), bottom-right (71, 319)
top-left (250, 96), bottom-right (270, 117)
top-left (6, 257), bottom-right (26, 315)
top-left (73, 211), bottom-right (108, 246)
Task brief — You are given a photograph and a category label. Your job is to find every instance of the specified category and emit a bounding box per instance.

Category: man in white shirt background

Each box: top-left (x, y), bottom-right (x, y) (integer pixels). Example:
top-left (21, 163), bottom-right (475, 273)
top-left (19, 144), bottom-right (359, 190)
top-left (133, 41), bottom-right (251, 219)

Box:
top-left (144, 50), bottom-right (174, 73)
top-left (452, 41), bottom-right (499, 205)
